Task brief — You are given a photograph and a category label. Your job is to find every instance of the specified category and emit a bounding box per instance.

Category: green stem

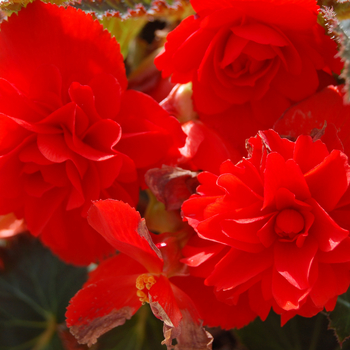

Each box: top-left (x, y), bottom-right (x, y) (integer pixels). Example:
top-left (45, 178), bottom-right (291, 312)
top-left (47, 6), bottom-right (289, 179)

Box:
top-left (135, 306), bottom-right (149, 350)
top-left (32, 314), bottom-right (56, 350)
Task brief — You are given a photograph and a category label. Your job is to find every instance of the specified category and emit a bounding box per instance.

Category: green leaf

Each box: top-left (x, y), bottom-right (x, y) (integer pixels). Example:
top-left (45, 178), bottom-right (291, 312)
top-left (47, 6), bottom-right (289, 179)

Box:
top-left (0, 235), bottom-right (87, 350)
top-left (328, 288), bottom-right (350, 347)
top-left (96, 305), bottom-right (165, 350)
top-left (236, 310), bottom-right (339, 350)
top-left (0, 0), bottom-right (67, 13)
top-left (74, 0), bottom-right (190, 18)
top-left (92, 0), bottom-right (193, 59)
top-left (100, 16), bottom-right (147, 59)
top-left (321, 8), bottom-right (350, 100)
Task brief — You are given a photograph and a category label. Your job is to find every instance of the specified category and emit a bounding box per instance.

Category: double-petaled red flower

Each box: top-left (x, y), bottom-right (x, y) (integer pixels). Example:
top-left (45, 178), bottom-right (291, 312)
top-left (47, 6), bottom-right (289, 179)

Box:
top-left (155, 0), bottom-right (342, 159)
top-left (0, 1), bottom-right (185, 265)
top-left (182, 129), bottom-right (350, 324)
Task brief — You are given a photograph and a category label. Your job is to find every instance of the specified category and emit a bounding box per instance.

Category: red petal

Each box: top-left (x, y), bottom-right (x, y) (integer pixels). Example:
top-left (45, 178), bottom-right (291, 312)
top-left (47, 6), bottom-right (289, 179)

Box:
top-left (272, 268), bottom-right (310, 310)
top-left (66, 254), bottom-right (144, 345)
top-left (28, 64), bottom-right (62, 111)
top-left (192, 0), bottom-right (317, 27)
top-left (305, 150), bottom-right (350, 212)
top-left (83, 119), bottom-right (122, 153)
top-left (89, 73), bottom-right (122, 120)
top-left (116, 90), bottom-right (185, 169)
top-left (206, 247), bottom-right (273, 291)
top-left (66, 254), bottom-right (144, 325)
top-left (258, 215), bottom-right (278, 247)
top-left (271, 53), bottom-right (319, 101)
top-left (217, 173), bottom-right (263, 207)
top-left (232, 23), bottom-right (288, 46)
top-left (149, 275), bottom-right (183, 328)
top-left (259, 129), bottom-right (294, 160)
top-left (0, 78), bottom-right (48, 125)
top-left (274, 236), bottom-right (318, 290)
top-left (0, 2), bottom-right (127, 98)
top-left (154, 15), bottom-right (200, 83)
top-left (248, 281), bottom-right (272, 321)
top-left (24, 187), bottom-right (67, 235)
top-left (0, 114), bottom-right (31, 155)
top-left (94, 155), bottom-right (123, 189)
top-left (40, 205), bottom-right (115, 265)
top-left (263, 153), bottom-right (311, 209)
top-left (87, 200), bottom-right (163, 272)
top-left (171, 275), bottom-right (257, 329)
top-left (222, 216), bottom-right (269, 251)
top-left (179, 120), bottom-right (234, 174)
top-left (293, 136), bottom-right (329, 174)
top-left (318, 237), bottom-right (350, 263)
top-left (309, 198), bottom-right (349, 252)
top-left (181, 242), bottom-right (224, 267)
top-left (309, 263), bottom-right (337, 308)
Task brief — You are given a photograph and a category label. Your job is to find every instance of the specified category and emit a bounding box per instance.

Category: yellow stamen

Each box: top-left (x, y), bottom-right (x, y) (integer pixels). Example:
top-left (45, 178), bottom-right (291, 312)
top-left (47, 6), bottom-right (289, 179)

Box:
top-left (135, 274), bottom-right (157, 304)
top-left (136, 290), bottom-right (149, 304)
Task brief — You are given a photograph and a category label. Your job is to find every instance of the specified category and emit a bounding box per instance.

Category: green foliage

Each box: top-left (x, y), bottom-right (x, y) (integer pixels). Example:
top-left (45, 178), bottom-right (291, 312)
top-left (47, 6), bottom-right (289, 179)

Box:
top-left (0, 235), bottom-right (87, 350)
top-left (338, 18), bottom-right (350, 99)
top-left (96, 305), bottom-right (165, 350)
top-left (236, 310), bottom-right (339, 350)
top-left (0, 0), bottom-right (67, 13)
top-left (322, 8), bottom-right (350, 100)
top-left (73, 0), bottom-right (189, 18)
top-left (328, 288), bottom-right (350, 348)
top-left (100, 16), bottom-right (147, 59)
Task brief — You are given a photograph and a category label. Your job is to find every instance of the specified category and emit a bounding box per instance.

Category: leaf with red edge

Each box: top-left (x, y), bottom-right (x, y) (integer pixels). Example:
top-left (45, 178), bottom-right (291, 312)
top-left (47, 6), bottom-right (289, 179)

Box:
top-left (327, 287), bottom-right (350, 347)
top-left (74, 0), bottom-right (192, 19)
top-left (323, 11), bottom-right (350, 101)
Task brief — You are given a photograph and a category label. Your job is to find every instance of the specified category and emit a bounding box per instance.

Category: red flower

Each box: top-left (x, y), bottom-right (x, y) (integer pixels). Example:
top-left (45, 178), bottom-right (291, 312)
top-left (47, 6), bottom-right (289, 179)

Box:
top-left (65, 200), bottom-right (216, 347)
top-left (155, 0), bottom-right (342, 159)
top-left (0, 1), bottom-right (185, 265)
top-left (182, 129), bottom-right (350, 324)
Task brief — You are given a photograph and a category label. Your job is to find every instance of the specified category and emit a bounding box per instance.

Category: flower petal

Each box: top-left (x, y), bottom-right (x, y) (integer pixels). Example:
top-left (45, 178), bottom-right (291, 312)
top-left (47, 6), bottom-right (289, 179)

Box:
top-left (274, 236), bottom-right (318, 290)
top-left (305, 150), bottom-right (350, 212)
top-left (0, 1), bottom-right (127, 97)
top-left (66, 254), bottom-right (144, 346)
top-left (309, 198), bottom-right (349, 252)
top-left (206, 247), bottom-right (273, 291)
top-left (88, 200), bottom-right (163, 273)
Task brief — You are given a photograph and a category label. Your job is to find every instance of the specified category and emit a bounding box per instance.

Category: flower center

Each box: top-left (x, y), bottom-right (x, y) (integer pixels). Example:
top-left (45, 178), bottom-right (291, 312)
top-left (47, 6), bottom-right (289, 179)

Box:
top-left (274, 209), bottom-right (304, 240)
top-left (136, 274), bottom-right (157, 305)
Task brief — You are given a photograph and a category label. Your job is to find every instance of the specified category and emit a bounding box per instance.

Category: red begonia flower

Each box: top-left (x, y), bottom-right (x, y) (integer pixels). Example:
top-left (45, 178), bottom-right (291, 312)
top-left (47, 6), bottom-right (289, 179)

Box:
top-left (66, 200), bottom-right (215, 347)
top-left (182, 129), bottom-right (350, 323)
top-left (155, 0), bottom-right (342, 159)
top-left (0, 1), bottom-right (185, 265)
